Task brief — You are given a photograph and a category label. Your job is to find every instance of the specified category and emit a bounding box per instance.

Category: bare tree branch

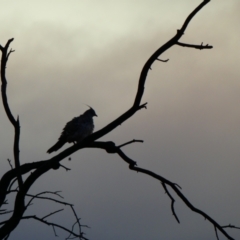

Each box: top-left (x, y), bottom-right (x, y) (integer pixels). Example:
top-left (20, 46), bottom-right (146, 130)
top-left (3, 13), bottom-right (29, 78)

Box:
top-left (162, 182), bottom-right (180, 223)
top-left (179, 0), bottom-right (210, 34)
top-left (222, 224), bottom-right (240, 230)
top-left (7, 178), bottom-right (18, 192)
top-left (129, 162), bottom-right (235, 240)
top-left (0, 210), bottom-right (13, 216)
top-left (21, 215), bottom-right (87, 240)
top-left (59, 164), bottom-right (71, 171)
top-left (215, 226), bottom-right (220, 240)
top-left (117, 139), bottom-right (144, 148)
top-left (24, 191), bottom-right (69, 209)
top-left (156, 58), bottom-right (169, 62)
top-left (1, 1), bottom-right (237, 240)
top-left (0, 39), bottom-right (22, 189)
top-left (3, 233), bottom-right (10, 240)
top-left (0, 38), bottom-right (15, 125)
top-left (42, 209), bottom-right (64, 220)
top-left (6, 49), bottom-right (15, 62)
top-left (13, 117), bottom-right (21, 187)
top-left (85, 141), bottom-right (237, 240)
top-left (2, 190), bottom-right (87, 239)
top-left (66, 206), bottom-right (90, 240)
top-left (52, 225), bottom-right (58, 237)
top-left (0, 161), bottom-right (46, 208)
top-left (176, 41), bottom-right (213, 49)
top-left (7, 160), bottom-right (13, 170)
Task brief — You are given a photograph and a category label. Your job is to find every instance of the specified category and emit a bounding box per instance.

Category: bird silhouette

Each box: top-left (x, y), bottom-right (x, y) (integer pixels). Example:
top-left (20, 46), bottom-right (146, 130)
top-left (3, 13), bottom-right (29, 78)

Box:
top-left (47, 107), bottom-right (97, 153)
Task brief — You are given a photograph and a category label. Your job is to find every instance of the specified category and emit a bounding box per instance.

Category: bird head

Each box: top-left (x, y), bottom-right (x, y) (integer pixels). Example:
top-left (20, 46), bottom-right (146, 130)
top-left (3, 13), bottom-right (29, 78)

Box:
top-left (85, 105), bottom-right (97, 117)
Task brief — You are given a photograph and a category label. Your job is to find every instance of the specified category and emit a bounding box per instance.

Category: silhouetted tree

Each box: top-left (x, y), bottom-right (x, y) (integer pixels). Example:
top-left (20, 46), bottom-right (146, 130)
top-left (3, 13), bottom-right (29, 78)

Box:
top-left (0, 1), bottom-right (239, 239)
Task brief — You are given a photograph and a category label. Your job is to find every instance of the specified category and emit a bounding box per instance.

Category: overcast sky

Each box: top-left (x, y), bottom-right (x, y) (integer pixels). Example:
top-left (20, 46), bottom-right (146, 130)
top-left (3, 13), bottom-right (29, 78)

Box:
top-left (0, 0), bottom-right (240, 239)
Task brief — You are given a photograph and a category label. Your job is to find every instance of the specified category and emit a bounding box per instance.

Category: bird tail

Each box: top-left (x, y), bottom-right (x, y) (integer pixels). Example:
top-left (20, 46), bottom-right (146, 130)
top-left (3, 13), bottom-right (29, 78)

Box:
top-left (47, 140), bottom-right (66, 154)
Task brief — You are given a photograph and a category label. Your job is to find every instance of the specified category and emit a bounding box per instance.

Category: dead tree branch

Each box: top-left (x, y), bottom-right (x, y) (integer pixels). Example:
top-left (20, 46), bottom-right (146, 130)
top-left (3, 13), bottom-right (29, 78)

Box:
top-left (21, 215), bottom-right (87, 240)
top-left (156, 58), bottom-right (169, 62)
top-left (0, 39), bottom-right (22, 189)
top-left (1, 1), bottom-right (236, 240)
top-left (85, 141), bottom-right (237, 240)
top-left (162, 182), bottom-right (180, 223)
top-left (176, 41), bottom-right (213, 49)
top-left (117, 139), bottom-right (144, 148)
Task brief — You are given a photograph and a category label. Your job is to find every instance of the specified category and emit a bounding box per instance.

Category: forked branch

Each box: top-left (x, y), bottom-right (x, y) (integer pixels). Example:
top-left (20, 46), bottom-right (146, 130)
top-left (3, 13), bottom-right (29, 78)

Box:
top-left (21, 215), bottom-right (87, 240)
top-left (1, 1), bottom-right (234, 240)
top-left (87, 141), bottom-right (237, 240)
top-left (0, 39), bottom-right (22, 188)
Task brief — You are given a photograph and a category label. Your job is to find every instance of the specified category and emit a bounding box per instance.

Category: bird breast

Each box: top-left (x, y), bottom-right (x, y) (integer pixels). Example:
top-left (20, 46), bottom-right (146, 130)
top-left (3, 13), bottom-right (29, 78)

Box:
top-left (66, 118), bottom-right (94, 143)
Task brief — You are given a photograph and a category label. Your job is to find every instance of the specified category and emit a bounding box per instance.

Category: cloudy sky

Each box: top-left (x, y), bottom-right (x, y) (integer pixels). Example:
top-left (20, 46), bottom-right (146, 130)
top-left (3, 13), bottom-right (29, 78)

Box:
top-left (0, 0), bottom-right (240, 239)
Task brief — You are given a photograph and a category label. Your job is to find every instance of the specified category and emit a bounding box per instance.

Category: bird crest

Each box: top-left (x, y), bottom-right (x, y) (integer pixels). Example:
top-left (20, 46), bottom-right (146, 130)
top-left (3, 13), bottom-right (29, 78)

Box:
top-left (84, 104), bottom-right (97, 117)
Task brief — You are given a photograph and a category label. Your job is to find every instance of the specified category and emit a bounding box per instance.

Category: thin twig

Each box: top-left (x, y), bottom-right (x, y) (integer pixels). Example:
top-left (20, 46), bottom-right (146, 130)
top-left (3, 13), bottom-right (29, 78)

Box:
top-left (215, 226), bottom-right (220, 240)
top-left (0, 210), bottom-right (13, 215)
top-left (222, 224), bottom-right (240, 230)
top-left (3, 233), bottom-right (10, 240)
top-left (22, 215), bottom-right (87, 239)
top-left (6, 49), bottom-right (15, 62)
top-left (162, 182), bottom-right (180, 223)
top-left (118, 139), bottom-right (144, 148)
top-left (52, 225), bottom-right (58, 237)
top-left (156, 58), bottom-right (169, 62)
top-left (7, 159), bottom-right (13, 169)
top-left (25, 191), bottom-right (64, 208)
top-left (7, 178), bottom-right (18, 192)
top-left (42, 209), bottom-right (64, 220)
top-left (59, 164), bottom-right (71, 171)
top-left (176, 41), bottom-right (213, 49)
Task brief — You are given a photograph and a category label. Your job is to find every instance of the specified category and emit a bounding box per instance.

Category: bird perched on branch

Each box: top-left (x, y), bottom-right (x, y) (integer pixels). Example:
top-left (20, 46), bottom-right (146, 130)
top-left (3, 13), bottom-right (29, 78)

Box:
top-left (47, 107), bottom-right (97, 153)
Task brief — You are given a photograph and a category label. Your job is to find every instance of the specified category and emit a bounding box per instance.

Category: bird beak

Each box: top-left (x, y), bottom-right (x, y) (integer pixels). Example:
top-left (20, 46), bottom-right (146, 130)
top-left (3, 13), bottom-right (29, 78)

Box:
top-left (95, 113), bottom-right (98, 117)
